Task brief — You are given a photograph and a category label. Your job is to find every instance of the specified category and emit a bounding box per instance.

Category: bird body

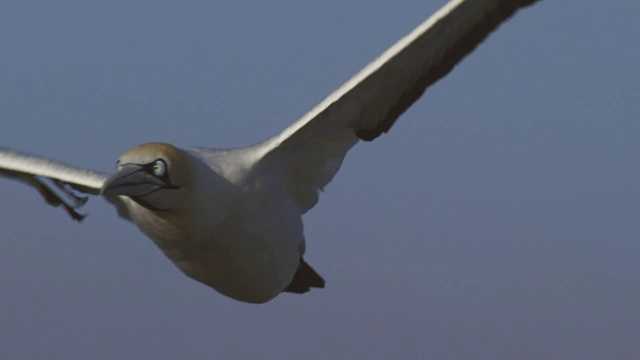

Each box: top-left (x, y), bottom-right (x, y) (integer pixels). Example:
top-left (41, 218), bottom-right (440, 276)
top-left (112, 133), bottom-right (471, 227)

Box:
top-left (0, 0), bottom-right (541, 303)
top-left (106, 143), bottom-right (308, 303)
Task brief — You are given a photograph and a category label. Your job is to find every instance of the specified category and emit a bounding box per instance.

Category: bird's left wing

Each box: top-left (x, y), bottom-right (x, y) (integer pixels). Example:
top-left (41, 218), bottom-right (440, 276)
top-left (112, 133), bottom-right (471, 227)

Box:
top-left (0, 147), bottom-right (125, 221)
top-left (251, 0), bottom-right (541, 213)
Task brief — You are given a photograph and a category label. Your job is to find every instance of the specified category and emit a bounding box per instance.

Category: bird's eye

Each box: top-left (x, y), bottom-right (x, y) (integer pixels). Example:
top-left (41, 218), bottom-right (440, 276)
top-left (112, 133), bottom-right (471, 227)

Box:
top-left (152, 159), bottom-right (167, 177)
top-left (116, 161), bottom-right (122, 171)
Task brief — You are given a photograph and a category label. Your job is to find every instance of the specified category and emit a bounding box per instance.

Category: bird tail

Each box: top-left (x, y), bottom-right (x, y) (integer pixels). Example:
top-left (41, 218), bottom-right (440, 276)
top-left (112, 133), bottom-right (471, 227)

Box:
top-left (284, 259), bottom-right (325, 294)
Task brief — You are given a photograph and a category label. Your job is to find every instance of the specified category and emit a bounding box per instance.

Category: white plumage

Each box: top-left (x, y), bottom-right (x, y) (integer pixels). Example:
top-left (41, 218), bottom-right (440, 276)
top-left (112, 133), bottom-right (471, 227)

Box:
top-left (0, 0), bottom-right (540, 303)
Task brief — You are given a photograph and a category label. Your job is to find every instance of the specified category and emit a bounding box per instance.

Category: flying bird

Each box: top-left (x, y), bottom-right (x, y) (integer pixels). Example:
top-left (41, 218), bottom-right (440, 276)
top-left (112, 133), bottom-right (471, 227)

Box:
top-left (0, 0), bottom-right (540, 303)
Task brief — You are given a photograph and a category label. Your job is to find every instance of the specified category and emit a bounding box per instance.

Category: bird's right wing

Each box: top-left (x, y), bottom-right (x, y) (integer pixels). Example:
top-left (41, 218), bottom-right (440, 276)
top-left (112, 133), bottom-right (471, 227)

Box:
top-left (0, 146), bottom-right (128, 221)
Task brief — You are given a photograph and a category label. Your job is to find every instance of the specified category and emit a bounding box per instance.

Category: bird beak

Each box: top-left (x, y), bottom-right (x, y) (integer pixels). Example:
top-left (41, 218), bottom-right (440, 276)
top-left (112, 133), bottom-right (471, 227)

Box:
top-left (101, 164), bottom-right (168, 197)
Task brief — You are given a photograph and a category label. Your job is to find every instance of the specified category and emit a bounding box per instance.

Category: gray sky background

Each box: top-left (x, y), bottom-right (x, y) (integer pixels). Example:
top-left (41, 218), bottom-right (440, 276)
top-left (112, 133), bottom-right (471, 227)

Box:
top-left (1, 1), bottom-right (639, 358)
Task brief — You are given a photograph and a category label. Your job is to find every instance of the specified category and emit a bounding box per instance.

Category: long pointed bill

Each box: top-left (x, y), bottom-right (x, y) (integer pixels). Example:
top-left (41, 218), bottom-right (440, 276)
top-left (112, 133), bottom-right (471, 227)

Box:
top-left (101, 164), bottom-right (169, 197)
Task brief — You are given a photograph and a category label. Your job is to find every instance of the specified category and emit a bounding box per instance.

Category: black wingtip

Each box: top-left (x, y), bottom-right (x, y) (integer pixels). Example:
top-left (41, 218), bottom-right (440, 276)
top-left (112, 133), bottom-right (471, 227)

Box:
top-left (354, 0), bottom-right (541, 142)
top-left (284, 259), bottom-right (325, 294)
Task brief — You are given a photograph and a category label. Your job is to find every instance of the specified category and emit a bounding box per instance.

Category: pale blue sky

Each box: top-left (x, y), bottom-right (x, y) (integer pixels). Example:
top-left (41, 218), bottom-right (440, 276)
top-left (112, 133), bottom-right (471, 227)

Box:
top-left (1, 1), bottom-right (639, 358)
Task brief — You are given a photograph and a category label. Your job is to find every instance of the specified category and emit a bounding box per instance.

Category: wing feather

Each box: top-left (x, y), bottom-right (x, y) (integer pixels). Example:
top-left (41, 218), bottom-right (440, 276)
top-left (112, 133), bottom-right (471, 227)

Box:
top-left (253, 0), bottom-right (541, 213)
top-left (0, 146), bottom-right (124, 221)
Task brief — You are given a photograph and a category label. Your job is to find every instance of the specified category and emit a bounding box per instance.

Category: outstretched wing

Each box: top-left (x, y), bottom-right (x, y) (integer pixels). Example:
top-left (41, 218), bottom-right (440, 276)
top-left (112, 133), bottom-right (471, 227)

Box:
top-left (0, 146), bottom-right (125, 221)
top-left (252, 0), bottom-right (541, 213)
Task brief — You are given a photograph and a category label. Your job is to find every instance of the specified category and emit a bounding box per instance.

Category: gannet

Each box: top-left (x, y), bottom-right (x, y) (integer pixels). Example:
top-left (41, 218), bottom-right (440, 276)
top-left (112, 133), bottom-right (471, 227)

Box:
top-left (0, 0), bottom-right (540, 303)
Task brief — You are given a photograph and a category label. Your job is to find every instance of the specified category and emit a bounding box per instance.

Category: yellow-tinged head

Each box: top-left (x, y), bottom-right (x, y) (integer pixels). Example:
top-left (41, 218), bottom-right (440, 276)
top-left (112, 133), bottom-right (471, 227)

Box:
top-left (101, 142), bottom-right (195, 211)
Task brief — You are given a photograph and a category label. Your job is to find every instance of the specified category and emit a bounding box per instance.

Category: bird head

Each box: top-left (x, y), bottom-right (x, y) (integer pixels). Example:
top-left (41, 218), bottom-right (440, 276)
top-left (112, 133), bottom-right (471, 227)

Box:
top-left (101, 142), bottom-right (194, 212)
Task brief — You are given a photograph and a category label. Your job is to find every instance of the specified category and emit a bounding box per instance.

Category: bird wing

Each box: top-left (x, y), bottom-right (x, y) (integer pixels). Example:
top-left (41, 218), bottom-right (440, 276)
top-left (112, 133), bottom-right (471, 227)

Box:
top-left (0, 146), bottom-right (128, 221)
top-left (252, 0), bottom-right (540, 213)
